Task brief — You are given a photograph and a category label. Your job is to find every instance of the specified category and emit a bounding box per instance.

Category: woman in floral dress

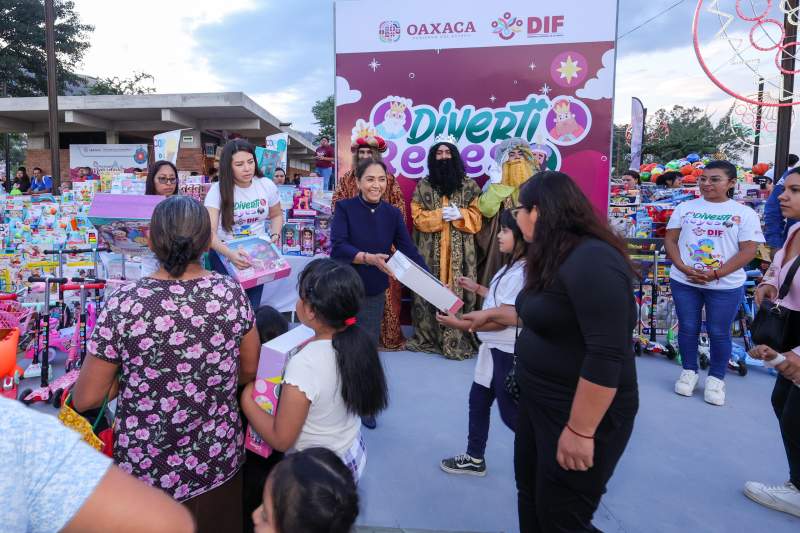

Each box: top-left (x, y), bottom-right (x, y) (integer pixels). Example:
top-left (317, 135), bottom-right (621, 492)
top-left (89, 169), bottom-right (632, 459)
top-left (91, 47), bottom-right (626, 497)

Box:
top-left (73, 196), bottom-right (261, 533)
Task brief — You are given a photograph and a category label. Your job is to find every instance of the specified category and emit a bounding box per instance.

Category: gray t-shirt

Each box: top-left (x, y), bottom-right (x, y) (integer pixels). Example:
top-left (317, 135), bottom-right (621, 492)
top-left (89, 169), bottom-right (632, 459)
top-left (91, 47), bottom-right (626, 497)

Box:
top-left (0, 398), bottom-right (112, 533)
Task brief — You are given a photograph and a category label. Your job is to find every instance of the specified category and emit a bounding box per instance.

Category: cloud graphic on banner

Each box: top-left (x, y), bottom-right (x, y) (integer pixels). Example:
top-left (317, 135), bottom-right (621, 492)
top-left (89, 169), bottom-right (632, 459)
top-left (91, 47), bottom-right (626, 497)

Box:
top-left (576, 49), bottom-right (615, 100)
top-left (336, 76), bottom-right (362, 106)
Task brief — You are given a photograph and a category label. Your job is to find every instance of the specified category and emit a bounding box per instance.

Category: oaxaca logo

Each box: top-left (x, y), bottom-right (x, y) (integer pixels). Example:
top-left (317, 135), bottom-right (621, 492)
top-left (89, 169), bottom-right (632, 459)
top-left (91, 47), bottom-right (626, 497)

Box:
top-left (350, 94), bottom-right (582, 179)
top-left (492, 12), bottom-right (523, 40)
top-left (378, 21), bottom-right (401, 43)
top-left (406, 20), bottom-right (476, 38)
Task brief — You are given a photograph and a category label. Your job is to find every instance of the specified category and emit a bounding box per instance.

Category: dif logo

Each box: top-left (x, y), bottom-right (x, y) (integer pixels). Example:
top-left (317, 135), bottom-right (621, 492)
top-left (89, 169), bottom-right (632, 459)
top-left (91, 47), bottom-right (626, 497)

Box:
top-left (527, 15), bottom-right (565, 36)
top-left (379, 21), bottom-right (401, 43)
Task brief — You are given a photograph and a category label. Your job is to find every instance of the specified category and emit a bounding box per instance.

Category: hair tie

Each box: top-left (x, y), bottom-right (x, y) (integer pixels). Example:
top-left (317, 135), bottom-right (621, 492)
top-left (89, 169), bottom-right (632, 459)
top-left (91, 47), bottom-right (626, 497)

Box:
top-left (344, 317), bottom-right (357, 326)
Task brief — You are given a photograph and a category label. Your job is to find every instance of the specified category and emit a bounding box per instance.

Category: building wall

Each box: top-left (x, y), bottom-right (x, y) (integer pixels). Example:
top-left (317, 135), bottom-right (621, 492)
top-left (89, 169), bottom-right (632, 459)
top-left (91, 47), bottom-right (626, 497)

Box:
top-left (25, 149), bottom-right (70, 181)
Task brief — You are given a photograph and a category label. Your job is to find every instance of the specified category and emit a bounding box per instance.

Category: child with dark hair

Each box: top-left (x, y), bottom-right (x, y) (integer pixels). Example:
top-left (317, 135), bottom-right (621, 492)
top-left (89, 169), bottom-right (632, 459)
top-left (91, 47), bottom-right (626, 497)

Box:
top-left (241, 259), bottom-right (388, 481)
top-left (437, 209), bottom-right (527, 476)
top-left (252, 448), bottom-right (358, 533)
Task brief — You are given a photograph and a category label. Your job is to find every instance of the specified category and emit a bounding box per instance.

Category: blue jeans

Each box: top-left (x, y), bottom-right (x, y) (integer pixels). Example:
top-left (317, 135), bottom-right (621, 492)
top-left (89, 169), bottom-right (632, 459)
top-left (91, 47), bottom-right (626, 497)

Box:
top-left (670, 279), bottom-right (744, 380)
top-left (316, 167), bottom-right (334, 189)
top-left (209, 250), bottom-right (264, 312)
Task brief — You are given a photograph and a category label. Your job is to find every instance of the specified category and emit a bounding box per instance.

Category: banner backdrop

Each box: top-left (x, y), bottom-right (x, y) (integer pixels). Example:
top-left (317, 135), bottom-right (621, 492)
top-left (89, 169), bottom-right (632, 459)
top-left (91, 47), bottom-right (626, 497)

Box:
top-left (629, 97), bottom-right (645, 171)
top-left (154, 129), bottom-right (183, 165)
top-left (69, 144), bottom-right (149, 179)
top-left (256, 133), bottom-right (289, 180)
top-left (334, 0), bottom-right (619, 212)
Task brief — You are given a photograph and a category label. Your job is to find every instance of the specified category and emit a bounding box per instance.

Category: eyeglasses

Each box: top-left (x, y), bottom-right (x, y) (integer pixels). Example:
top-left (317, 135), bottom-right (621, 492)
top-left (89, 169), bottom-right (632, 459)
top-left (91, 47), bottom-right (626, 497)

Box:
top-left (510, 206), bottom-right (525, 218)
top-left (697, 177), bottom-right (726, 184)
top-left (157, 177), bottom-right (177, 185)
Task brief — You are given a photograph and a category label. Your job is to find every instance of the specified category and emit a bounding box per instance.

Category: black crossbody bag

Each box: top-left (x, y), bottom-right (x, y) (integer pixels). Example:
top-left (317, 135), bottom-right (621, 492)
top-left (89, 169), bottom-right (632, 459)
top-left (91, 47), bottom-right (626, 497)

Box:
top-left (504, 323), bottom-right (521, 402)
top-left (751, 255), bottom-right (800, 351)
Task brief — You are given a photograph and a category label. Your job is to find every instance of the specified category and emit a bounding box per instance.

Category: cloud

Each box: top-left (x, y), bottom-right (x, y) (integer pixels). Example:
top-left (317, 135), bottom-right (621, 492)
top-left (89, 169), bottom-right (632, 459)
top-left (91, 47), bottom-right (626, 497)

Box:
top-left (335, 76), bottom-right (361, 106)
top-left (577, 49), bottom-right (615, 100)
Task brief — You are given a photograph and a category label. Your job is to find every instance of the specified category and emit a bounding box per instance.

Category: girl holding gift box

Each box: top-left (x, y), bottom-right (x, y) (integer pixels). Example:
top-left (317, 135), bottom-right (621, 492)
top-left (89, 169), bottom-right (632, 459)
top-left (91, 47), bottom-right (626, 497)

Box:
top-left (240, 259), bottom-right (388, 481)
top-left (437, 209), bottom-right (527, 477)
top-left (205, 139), bottom-right (284, 310)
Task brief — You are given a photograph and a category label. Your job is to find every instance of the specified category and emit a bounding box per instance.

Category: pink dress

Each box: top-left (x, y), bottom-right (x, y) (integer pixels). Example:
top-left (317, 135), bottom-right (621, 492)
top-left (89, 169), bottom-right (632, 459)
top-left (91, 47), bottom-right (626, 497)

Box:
top-left (761, 223), bottom-right (800, 355)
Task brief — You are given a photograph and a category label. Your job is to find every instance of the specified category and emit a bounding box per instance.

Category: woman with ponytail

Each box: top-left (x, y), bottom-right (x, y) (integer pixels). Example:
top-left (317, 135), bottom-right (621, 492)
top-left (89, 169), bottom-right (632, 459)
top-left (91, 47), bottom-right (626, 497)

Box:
top-left (241, 258), bottom-right (389, 481)
top-left (73, 196), bottom-right (262, 533)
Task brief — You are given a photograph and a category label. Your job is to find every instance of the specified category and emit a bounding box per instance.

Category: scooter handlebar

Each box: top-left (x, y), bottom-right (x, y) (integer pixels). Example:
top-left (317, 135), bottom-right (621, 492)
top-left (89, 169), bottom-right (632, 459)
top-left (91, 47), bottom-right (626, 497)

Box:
top-left (27, 276), bottom-right (69, 284)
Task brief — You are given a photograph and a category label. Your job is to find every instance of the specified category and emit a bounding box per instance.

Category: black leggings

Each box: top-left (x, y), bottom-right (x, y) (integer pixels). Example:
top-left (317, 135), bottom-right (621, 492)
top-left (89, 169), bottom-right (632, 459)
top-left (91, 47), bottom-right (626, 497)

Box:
top-left (772, 375), bottom-right (800, 490)
top-left (514, 394), bottom-right (634, 532)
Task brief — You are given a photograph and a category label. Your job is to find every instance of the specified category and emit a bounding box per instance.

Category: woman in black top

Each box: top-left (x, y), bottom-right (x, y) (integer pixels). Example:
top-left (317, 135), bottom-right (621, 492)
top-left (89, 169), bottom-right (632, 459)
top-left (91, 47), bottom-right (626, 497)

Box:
top-left (497, 171), bottom-right (638, 531)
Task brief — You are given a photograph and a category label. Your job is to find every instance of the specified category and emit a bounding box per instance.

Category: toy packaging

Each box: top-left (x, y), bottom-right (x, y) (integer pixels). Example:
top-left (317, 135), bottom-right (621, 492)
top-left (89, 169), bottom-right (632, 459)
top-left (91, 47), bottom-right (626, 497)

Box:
top-left (281, 222), bottom-right (300, 255)
top-left (299, 176), bottom-right (324, 199)
top-left (87, 194), bottom-right (165, 256)
top-left (292, 187), bottom-right (316, 218)
top-left (387, 250), bottom-right (463, 314)
top-left (218, 236), bottom-right (291, 289)
top-left (299, 223), bottom-right (315, 257)
top-left (110, 174), bottom-right (147, 195)
top-left (244, 324), bottom-right (316, 458)
top-left (314, 216), bottom-right (331, 255)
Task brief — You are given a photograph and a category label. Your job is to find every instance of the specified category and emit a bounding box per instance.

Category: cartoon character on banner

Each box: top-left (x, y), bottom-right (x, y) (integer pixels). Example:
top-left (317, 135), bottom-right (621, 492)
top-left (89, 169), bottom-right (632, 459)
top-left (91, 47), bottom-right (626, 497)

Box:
top-left (372, 97), bottom-right (413, 140)
top-left (548, 98), bottom-right (590, 144)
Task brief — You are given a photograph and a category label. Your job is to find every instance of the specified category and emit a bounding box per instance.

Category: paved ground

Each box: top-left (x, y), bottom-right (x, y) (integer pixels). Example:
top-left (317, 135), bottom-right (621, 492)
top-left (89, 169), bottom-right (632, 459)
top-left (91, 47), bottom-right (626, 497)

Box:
top-left (356, 347), bottom-right (800, 533)
top-left (17, 340), bottom-right (800, 532)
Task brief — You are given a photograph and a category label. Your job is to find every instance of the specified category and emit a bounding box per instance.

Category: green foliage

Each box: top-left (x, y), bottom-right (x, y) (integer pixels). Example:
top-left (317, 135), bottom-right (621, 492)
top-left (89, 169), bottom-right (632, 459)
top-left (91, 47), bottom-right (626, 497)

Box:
top-left (0, 0), bottom-right (94, 96)
top-left (88, 72), bottom-right (155, 95)
top-left (312, 95), bottom-right (335, 141)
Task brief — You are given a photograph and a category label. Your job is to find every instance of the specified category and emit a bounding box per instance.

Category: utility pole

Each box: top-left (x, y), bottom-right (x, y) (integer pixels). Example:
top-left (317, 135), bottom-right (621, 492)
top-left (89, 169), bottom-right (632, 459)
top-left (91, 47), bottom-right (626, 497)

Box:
top-left (45, 0), bottom-right (61, 190)
top-left (773, 1), bottom-right (798, 179)
top-left (753, 77), bottom-right (764, 167)
top-left (2, 82), bottom-right (9, 183)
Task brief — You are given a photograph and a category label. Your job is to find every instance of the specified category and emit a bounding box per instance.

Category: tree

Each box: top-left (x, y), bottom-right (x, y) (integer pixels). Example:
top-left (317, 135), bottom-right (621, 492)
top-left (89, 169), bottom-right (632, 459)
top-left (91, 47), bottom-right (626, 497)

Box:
top-left (0, 0), bottom-right (93, 97)
top-left (2, 133), bottom-right (27, 175)
top-left (643, 105), bottom-right (748, 163)
top-left (88, 72), bottom-right (155, 95)
top-left (311, 95), bottom-right (334, 141)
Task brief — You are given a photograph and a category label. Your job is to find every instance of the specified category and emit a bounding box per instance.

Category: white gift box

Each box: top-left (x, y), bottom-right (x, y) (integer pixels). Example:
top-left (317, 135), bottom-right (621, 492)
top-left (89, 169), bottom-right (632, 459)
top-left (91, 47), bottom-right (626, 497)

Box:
top-left (387, 250), bottom-right (463, 314)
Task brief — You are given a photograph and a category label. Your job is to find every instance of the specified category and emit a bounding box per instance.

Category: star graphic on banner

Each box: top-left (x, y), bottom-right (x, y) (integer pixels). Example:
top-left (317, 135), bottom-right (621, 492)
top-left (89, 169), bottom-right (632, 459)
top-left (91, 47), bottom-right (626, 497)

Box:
top-left (368, 58), bottom-right (381, 72)
top-left (528, 61), bottom-right (537, 71)
top-left (489, 95), bottom-right (497, 103)
top-left (557, 55), bottom-right (583, 84)
top-left (435, 48), bottom-right (441, 54)
top-left (539, 83), bottom-right (551, 96)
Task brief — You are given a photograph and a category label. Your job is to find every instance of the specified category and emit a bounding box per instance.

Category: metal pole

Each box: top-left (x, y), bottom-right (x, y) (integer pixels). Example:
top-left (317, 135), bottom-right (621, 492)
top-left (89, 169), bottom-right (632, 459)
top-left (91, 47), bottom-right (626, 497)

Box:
top-left (774, 1), bottom-right (798, 179)
top-left (753, 77), bottom-right (764, 167)
top-left (45, 0), bottom-right (61, 190)
top-left (2, 82), bottom-right (9, 184)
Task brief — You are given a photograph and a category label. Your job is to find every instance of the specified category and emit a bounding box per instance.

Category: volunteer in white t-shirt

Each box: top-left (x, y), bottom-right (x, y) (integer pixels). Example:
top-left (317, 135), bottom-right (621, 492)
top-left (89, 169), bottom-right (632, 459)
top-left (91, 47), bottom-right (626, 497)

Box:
top-left (435, 209), bottom-right (526, 476)
top-left (665, 160), bottom-right (763, 406)
top-left (204, 139), bottom-right (283, 309)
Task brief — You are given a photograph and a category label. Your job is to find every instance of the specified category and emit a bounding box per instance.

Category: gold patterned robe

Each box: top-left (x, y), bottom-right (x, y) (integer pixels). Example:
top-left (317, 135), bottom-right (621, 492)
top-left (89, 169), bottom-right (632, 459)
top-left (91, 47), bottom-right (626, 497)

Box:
top-left (406, 177), bottom-right (481, 360)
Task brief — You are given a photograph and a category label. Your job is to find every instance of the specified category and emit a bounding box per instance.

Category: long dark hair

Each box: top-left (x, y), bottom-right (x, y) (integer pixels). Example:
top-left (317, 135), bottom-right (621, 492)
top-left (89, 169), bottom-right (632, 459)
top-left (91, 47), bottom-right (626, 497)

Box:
top-left (149, 196), bottom-right (211, 278)
top-left (219, 139), bottom-right (263, 233)
top-left (297, 259), bottom-right (388, 418)
top-left (268, 447), bottom-right (359, 533)
top-left (145, 160), bottom-right (179, 195)
top-left (492, 209), bottom-right (528, 302)
top-left (519, 171), bottom-right (634, 291)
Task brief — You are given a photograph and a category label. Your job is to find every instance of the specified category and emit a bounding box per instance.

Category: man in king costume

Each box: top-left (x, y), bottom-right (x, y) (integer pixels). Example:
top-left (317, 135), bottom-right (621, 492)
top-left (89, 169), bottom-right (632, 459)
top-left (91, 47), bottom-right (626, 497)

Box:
top-left (476, 138), bottom-right (539, 287)
top-left (406, 135), bottom-right (482, 361)
top-left (331, 133), bottom-right (408, 350)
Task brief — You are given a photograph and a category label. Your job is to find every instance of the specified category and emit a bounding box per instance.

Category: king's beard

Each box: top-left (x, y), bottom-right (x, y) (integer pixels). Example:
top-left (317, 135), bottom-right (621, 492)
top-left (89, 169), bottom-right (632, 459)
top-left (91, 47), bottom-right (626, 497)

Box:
top-left (502, 159), bottom-right (534, 189)
top-left (429, 158), bottom-right (463, 198)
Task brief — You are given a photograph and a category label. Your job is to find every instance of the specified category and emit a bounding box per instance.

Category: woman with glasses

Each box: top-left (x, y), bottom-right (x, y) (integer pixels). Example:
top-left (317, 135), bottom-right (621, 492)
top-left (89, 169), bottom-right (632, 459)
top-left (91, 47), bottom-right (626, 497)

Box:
top-left (665, 160), bottom-right (763, 406)
top-left (145, 160), bottom-right (179, 196)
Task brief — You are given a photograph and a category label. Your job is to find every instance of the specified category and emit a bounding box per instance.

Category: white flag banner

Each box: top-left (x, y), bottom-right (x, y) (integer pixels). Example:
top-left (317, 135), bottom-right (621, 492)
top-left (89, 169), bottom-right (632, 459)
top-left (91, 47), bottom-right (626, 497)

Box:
top-left (154, 129), bottom-right (183, 165)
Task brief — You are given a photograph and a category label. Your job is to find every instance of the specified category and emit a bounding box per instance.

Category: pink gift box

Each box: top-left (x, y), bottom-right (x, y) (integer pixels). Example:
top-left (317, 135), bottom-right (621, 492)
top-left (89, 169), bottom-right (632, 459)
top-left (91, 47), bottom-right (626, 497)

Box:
top-left (245, 325), bottom-right (316, 458)
top-left (87, 194), bottom-right (165, 255)
top-left (218, 236), bottom-right (291, 289)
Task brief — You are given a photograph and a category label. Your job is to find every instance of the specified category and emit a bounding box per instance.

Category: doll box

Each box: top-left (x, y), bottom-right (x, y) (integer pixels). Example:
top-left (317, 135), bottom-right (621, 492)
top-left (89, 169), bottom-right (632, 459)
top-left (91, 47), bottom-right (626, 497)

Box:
top-left (87, 194), bottom-right (165, 255)
top-left (219, 236), bottom-right (291, 290)
top-left (245, 325), bottom-right (316, 458)
top-left (387, 250), bottom-right (463, 314)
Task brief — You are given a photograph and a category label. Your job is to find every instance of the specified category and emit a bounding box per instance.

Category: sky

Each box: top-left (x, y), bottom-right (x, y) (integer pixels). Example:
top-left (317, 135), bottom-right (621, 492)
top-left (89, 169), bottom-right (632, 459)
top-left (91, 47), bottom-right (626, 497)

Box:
top-left (70, 0), bottom-right (800, 160)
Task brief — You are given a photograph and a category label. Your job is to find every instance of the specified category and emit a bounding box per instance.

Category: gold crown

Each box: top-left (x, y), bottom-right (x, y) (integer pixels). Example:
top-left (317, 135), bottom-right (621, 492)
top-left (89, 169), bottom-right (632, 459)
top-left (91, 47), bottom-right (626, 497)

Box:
top-left (389, 101), bottom-right (406, 114)
top-left (554, 99), bottom-right (571, 114)
top-left (353, 122), bottom-right (378, 139)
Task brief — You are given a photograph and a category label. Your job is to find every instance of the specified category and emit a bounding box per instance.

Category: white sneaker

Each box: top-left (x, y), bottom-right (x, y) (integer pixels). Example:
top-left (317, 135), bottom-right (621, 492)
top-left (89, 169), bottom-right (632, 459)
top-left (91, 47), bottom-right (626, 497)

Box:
top-left (744, 481), bottom-right (800, 518)
top-left (704, 376), bottom-right (726, 406)
top-left (675, 370), bottom-right (699, 397)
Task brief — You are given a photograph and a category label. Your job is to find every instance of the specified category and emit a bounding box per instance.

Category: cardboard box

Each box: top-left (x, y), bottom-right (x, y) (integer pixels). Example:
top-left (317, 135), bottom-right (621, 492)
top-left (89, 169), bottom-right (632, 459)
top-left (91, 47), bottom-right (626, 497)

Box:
top-left (245, 325), bottom-right (316, 458)
top-left (219, 236), bottom-right (291, 289)
top-left (387, 250), bottom-right (463, 313)
top-left (87, 194), bottom-right (165, 255)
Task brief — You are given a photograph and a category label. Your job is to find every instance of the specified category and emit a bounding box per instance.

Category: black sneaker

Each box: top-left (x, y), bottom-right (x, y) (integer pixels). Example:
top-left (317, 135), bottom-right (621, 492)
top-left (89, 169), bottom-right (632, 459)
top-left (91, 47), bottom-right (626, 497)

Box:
top-left (440, 453), bottom-right (486, 476)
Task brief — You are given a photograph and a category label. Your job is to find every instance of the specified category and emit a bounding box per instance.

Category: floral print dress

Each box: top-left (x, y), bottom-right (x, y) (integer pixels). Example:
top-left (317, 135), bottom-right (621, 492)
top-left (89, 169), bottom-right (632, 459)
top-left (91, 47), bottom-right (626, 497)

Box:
top-left (88, 272), bottom-right (254, 501)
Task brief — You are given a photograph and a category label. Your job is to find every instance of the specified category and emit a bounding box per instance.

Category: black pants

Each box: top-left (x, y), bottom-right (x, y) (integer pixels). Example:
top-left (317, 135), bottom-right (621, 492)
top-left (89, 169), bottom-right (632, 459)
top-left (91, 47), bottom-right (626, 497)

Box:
top-left (772, 375), bottom-right (800, 489)
top-left (466, 348), bottom-right (518, 459)
top-left (514, 392), bottom-right (635, 532)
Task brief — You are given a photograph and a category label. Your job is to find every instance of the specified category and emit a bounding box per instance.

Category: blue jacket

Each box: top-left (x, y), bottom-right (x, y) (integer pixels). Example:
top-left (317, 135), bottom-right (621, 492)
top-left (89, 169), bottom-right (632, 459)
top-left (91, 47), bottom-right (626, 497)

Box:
top-left (765, 169), bottom-right (798, 248)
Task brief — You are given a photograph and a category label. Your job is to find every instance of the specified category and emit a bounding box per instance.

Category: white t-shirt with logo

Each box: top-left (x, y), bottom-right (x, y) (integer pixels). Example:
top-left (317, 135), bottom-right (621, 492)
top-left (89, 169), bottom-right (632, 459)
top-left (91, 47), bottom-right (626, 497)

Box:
top-left (204, 178), bottom-right (280, 242)
top-left (667, 198), bottom-right (764, 290)
top-left (282, 339), bottom-right (361, 458)
top-left (477, 260), bottom-right (525, 352)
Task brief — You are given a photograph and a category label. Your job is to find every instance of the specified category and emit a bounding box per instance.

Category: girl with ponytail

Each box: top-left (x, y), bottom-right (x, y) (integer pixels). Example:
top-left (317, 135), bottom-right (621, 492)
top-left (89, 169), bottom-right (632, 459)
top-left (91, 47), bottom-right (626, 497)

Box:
top-left (73, 196), bottom-right (262, 532)
top-left (241, 258), bottom-right (388, 481)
